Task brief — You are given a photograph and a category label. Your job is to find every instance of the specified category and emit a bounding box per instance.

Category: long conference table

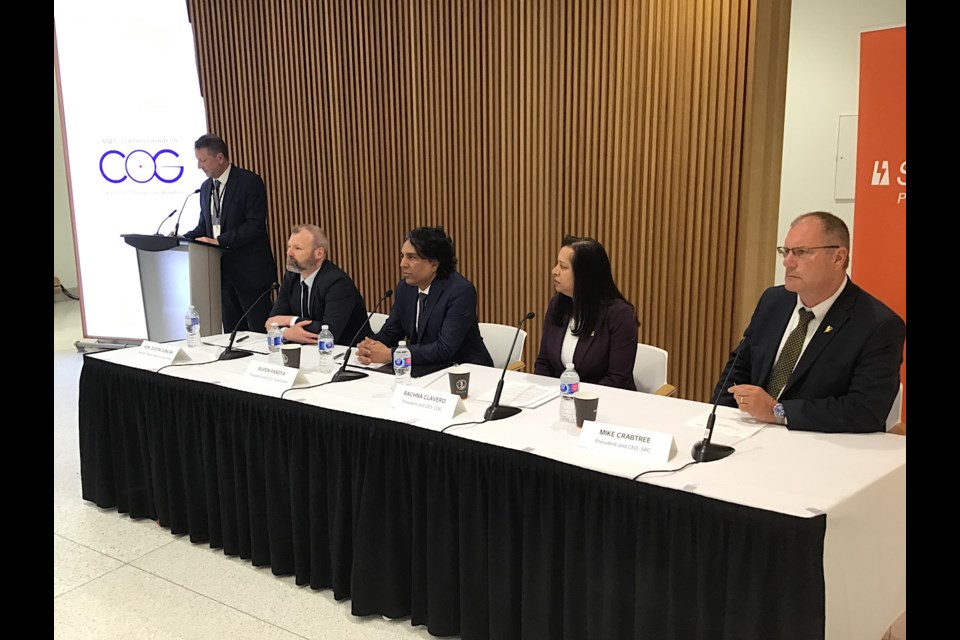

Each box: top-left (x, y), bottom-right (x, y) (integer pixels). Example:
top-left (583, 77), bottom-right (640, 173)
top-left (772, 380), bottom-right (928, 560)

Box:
top-left (77, 335), bottom-right (906, 640)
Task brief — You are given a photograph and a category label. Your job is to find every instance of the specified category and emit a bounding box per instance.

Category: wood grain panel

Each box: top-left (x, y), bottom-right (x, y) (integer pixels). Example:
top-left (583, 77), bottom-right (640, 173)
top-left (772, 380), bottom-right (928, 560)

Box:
top-left (188, 0), bottom-right (789, 402)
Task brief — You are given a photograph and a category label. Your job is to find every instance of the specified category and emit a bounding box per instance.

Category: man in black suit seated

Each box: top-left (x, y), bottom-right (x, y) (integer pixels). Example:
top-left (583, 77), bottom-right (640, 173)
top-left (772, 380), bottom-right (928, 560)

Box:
top-left (265, 224), bottom-right (369, 345)
top-left (716, 211), bottom-right (905, 433)
top-left (356, 226), bottom-right (493, 367)
top-left (182, 134), bottom-right (276, 332)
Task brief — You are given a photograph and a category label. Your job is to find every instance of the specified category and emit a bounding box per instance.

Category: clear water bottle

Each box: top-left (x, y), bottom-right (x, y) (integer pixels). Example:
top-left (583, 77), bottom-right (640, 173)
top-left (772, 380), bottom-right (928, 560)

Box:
top-left (559, 363), bottom-right (579, 423)
top-left (184, 305), bottom-right (201, 348)
top-left (393, 340), bottom-right (412, 386)
top-left (317, 324), bottom-right (335, 373)
top-left (267, 322), bottom-right (283, 364)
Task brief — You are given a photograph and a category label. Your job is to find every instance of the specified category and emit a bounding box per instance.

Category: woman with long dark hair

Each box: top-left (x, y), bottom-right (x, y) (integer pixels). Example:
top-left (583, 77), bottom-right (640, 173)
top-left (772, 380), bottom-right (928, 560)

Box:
top-left (534, 235), bottom-right (639, 390)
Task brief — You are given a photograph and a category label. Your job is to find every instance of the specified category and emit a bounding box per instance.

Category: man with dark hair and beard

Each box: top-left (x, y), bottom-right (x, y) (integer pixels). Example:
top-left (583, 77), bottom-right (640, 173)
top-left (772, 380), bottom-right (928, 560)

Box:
top-left (356, 226), bottom-right (493, 366)
top-left (265, 224), bottom-right (370, 345)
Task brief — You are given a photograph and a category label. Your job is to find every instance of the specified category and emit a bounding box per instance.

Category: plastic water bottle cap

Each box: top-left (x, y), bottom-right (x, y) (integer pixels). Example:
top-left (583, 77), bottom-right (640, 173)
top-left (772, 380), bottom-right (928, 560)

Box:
top-left (398, 340), bottom-right (407, 346)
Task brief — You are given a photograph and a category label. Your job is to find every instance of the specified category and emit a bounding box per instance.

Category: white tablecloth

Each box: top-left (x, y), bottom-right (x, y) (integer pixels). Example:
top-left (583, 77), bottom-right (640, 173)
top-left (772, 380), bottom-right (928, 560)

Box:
top-left (92, 337), bottom-right (907, 639)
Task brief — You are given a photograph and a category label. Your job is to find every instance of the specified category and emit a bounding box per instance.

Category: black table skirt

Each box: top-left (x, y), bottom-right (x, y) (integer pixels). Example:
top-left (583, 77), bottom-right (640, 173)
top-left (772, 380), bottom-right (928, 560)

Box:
top-left (78, 356), bottom-right (826, 640)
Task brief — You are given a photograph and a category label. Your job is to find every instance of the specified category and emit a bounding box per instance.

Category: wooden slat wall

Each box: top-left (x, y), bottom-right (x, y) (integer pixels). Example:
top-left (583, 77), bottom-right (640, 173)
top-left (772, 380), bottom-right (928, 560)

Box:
top-left (188, 0), bottom-right (789, 402)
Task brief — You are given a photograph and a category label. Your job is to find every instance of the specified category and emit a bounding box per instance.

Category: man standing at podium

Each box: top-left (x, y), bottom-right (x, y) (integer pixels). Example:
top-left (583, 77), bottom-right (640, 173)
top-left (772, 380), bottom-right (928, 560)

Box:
top-left (265, 224), bottom-right (369, 345)
top-left (183, 134), bottom-right (276, 333)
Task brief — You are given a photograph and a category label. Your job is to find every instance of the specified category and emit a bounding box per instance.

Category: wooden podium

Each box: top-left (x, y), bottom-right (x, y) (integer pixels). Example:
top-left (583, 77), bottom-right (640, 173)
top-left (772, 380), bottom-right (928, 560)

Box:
top-left (121, 234), bottom-right (223, 341)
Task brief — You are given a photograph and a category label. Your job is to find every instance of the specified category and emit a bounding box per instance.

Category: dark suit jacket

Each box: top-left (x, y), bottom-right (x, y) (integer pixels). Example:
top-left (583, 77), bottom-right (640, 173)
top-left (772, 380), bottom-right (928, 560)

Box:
top-left (534, 296), bottom-right (638, 390)
top-left (372, 272), bottom-right (493, 366)
top-left (269, 261), bottom-right (370, 345)
top-left (714, 280), bottom-right (905, 433)
top-left (183, 165), bottom-right (276, 292)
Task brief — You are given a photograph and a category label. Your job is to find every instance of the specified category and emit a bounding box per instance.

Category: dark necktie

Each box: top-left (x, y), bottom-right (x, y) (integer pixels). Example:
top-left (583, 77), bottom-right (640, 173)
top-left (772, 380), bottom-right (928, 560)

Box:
top-left (765, 307), bottom-right (816, 399)
top-left (212, 179), bottom-right (222, 222)
top-left (300, 281), bottom-right (310, 319)
top-left (416, 292), bottom-right (428, 335)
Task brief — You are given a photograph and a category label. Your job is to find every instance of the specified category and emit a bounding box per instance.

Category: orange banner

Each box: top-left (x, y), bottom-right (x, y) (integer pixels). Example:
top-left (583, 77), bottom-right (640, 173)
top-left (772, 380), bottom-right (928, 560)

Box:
top-left (851, 26), bottom-right (906, 420)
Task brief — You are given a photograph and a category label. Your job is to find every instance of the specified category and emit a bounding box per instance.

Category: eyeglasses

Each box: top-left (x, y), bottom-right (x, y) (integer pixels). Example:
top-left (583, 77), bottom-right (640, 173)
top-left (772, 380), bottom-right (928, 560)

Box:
top-left (776, 245), bottom-right (840, 259)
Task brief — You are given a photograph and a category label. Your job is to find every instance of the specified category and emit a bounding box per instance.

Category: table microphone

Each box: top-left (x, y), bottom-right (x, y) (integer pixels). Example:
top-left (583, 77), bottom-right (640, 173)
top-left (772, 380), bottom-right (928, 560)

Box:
top-left (483, 311), bottom-right (535, 421)
top-left (218, 282), bottom-right (280, 361)
top-left (330, 289), bottom-right (393, 383)
top-left (691, 337), bottom-right (745, 462)
top-left (172, 188), bottom-right (201, 236)
top-left (154, 209), bottom-right (177, 235)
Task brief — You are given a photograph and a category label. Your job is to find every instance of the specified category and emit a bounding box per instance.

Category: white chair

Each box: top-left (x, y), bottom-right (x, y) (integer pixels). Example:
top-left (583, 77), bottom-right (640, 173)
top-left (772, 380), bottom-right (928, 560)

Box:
top-left (633, 343), bottom-right (676, 396)
top-left (885, 383), bottom-right (903, 432)
top-left (368, 312), bottom-right (388, 334)
top-left (478, 322), bottom-right (527, 370)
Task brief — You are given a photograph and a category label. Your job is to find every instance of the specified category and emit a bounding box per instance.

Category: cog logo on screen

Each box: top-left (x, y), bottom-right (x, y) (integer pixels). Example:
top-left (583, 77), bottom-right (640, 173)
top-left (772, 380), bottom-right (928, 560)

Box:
top-left (99, 149), bottom-right (184, 184)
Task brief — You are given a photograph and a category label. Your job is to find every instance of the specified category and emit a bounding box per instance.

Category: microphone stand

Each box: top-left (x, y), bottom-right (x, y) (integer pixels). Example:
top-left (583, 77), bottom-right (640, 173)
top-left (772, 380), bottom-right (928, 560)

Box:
top-left (154, 210), bottom-right (176, 235)
top-left (218, 283), bottom-right (280, 361)
top-left (691, 337), bottom-right (745, 462)
top-left (172, 188), bottom-right (201, 237)
top-left (483, 311), bottom-right (535, 421)
top-left (330, 289), bottom-right (393, 383)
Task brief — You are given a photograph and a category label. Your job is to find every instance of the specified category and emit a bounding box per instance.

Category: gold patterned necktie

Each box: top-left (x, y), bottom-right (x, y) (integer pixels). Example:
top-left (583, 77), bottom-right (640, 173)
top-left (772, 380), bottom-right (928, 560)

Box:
top-left (764, 307), bottom-right (816, 399)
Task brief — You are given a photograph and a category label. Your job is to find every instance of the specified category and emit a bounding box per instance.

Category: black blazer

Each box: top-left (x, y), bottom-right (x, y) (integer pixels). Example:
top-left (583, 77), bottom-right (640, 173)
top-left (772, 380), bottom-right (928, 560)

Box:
top-left (269, 261), bottom-right (370, 345)
top-left (714, 280), bottom-right (905, 433)
top-left (372, 272), bottom-right (493, 366)
top-left (534, 296), bottom-right (638, 390)
top-left (183, 165), bottom-right (276, 292)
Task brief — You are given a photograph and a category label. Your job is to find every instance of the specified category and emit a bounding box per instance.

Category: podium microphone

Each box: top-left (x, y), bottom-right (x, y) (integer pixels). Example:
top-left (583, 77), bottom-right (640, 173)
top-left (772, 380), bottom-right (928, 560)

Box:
top-left (330, 289), bottom-right (393, 383)
top-left (691, 337), bottom-right (745, 462)
top-left (218, 282), bottom-right (280, 361)
top-left (172, 188), bottom-right (202, 236)
top-left (154, 210), bottom-right (177, 235)
top-left (483, 311), bottom-right (535, 421)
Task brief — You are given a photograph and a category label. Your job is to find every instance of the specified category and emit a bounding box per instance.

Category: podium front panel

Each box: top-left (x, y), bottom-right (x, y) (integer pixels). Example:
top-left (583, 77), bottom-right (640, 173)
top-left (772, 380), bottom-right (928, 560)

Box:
top-left (137, 245), bottom-right (190, 342)
top-left (188, 242), bottom-right (222, 335)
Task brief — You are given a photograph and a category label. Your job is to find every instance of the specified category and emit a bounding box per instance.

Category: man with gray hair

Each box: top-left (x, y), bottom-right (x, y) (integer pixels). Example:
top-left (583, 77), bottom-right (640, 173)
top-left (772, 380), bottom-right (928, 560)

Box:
top-left (715, 211), bottom-right (905, 433)
top-left (265, 224), bottom-right (369, 345)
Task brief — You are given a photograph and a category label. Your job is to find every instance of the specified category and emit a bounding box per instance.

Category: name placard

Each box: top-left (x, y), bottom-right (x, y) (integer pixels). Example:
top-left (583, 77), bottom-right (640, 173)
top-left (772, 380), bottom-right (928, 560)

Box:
top-left (578, 420), bottom-right (676, 463)
top-left (138, 341), bottom-right (186, 366)
top-left (390, 386), bottom-right (465, 421)
top-left (243, 361), bottom-right (305, 395)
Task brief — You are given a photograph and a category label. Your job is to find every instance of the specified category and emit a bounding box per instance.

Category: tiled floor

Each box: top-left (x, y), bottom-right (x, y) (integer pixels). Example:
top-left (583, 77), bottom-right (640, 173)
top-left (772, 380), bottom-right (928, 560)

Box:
top-left (54, 298), bottom-right (904, 639)
top-left (54, 299), bottom-right (456, 639)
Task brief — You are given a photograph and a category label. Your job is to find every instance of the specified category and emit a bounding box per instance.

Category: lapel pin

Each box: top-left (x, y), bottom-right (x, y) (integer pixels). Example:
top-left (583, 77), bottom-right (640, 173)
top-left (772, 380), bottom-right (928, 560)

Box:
top-left (824, 325), bottom-right (833, 333)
